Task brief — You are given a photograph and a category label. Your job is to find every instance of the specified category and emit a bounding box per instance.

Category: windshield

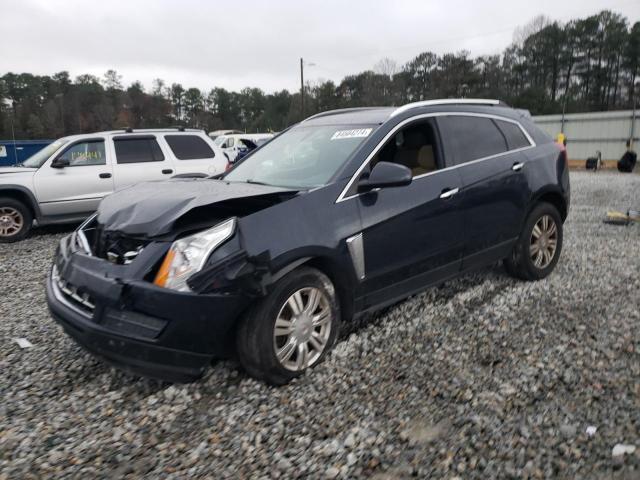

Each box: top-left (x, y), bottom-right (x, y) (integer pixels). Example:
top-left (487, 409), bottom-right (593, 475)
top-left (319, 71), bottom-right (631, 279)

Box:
top-left (213, 136), bottom-right (226, 146)
top-left (224, 125), bottom-right (375, 188)
top-left (22, 140), bottom-right (68, 168)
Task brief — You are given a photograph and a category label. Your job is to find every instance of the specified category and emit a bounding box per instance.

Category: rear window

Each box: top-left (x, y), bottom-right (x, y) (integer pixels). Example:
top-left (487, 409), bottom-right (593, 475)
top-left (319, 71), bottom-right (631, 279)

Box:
top-left (164, 135), bottom-right (215, 160)
top-left (114, 136), bottom-right (165, 164)
top-left (495, 120), bottom-right (531, 150)
top-left (438, 116), bottom-right (508, 165)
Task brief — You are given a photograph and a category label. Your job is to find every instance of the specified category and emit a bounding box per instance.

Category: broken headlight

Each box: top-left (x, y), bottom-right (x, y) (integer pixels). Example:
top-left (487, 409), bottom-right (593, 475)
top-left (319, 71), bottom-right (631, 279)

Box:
top-left (153, 218), bottom-right (236, 292)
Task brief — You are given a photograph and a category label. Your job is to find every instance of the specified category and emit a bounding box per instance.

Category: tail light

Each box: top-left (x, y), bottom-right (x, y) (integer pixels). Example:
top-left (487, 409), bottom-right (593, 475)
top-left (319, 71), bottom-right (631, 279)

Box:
top-left (225, 161), bottom-right (233, 172)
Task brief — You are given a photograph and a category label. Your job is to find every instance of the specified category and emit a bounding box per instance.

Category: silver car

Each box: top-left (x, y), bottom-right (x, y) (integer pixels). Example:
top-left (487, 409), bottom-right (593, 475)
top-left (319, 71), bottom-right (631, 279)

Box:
top-left (0, 128), bottom-right (227, 242)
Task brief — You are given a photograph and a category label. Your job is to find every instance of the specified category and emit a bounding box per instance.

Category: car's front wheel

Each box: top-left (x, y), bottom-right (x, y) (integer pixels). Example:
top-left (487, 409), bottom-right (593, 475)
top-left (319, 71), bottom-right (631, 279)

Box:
top-left (236, 266), bottom-right (340, 385)
top-left (0, 198), bottom-right (32, 243)
top-left (504, 202), bottom-right (563, 281)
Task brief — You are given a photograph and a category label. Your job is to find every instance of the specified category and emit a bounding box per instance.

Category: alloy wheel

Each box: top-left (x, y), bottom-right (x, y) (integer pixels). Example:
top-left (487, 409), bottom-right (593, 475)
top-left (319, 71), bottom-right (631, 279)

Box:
top-left (273, 287), bottom-right (332, 371)
top-left (530, 214), bottom-right (558, 269)
top-left (0, 207), bottom-right (24, 238)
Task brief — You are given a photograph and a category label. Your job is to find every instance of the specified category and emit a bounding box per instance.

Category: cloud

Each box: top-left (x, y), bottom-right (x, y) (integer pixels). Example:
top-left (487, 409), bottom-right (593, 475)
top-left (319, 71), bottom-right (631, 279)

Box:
top-left (1, 0), bottom-right (638, 93)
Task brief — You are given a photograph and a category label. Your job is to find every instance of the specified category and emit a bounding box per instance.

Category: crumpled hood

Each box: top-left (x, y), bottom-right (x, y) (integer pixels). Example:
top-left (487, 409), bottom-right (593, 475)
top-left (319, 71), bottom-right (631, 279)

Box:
top-left (0, 167), bottom-right (36, 175)
top-left (97, 178), bottom-right (298, 237)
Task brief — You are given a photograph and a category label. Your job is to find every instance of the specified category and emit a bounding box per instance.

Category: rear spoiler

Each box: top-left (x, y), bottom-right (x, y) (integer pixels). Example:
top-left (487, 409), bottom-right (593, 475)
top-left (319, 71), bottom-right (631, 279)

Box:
top-left (515, 109), bottom-right (532, 119)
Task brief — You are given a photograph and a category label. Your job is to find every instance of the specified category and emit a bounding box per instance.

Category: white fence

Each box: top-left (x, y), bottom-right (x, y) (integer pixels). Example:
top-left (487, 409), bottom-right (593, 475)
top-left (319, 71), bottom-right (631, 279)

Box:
top-left (533, 110), bottom-right (638, 162)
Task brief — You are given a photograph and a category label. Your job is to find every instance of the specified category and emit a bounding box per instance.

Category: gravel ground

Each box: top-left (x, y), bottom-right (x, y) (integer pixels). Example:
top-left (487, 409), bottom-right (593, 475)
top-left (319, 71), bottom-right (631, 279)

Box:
top-left (1, 171), bottom-right (639, 479)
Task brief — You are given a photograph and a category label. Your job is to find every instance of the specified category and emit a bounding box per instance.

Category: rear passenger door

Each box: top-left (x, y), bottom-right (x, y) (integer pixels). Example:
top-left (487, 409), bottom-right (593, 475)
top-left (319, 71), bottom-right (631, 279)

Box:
top-left (111, 135), bottom-right (175, 190)
top-left (437, 114), bottom-right (532, 269)
top-left (162, 134), bottom-right (224, 176)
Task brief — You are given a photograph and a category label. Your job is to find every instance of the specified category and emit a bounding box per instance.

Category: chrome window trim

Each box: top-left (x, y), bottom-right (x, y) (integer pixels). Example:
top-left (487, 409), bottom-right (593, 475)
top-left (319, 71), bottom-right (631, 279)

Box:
top-left (335, 112), bottom-right (536, 204)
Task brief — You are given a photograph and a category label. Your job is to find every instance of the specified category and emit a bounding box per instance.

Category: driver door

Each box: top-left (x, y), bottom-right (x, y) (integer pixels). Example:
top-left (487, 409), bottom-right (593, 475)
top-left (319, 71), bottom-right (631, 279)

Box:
top-left (34, 138), bottom-right (115, 217)
top-left (356, 119), bottom-right (465, 310)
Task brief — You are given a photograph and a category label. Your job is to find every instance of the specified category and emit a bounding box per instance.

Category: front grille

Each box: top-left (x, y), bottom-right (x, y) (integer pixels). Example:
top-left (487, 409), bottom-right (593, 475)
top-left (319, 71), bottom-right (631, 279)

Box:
top-left (52, 265), bottom-right (95, 314)
top-left (74, 216), bottom-right (148, 264)
top-left (93, 227), bottom-right (148, 265)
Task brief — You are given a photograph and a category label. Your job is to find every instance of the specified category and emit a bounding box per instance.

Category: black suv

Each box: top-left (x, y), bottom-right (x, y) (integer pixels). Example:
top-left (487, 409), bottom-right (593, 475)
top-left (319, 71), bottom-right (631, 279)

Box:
top-left (47, 99), bottom-right (570, 384)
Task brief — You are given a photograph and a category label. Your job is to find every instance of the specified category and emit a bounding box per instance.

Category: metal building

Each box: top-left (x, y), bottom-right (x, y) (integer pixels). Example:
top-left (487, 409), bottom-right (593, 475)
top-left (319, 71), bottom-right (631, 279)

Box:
top-left (533, 110), bottom-right (637, 166)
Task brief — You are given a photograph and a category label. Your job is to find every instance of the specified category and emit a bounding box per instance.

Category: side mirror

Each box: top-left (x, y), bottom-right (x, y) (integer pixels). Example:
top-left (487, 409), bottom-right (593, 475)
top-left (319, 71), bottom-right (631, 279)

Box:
top-left (358, 161), bottom-right (412, 192)
top-left (51, 157), bottom-right (70, 169)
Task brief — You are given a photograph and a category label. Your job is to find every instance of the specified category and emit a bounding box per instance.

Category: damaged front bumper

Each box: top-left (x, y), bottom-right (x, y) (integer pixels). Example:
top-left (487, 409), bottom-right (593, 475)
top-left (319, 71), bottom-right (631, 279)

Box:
top-left (46, 234), bottom-right (249, 382)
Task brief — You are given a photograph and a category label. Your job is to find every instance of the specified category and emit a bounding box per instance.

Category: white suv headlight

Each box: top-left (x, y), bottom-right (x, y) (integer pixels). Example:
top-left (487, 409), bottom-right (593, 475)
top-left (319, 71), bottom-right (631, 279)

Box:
top-left (153, 218), bottom-right (236, 292)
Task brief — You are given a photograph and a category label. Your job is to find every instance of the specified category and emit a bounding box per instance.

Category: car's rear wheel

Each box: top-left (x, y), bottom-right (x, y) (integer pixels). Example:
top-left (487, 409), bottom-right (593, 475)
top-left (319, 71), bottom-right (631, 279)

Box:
top-left (0, 198), bottom-right (32, 243)
top-left (504, 202), bottom-right (563, 281)
top-left (236, 266), bottom-right (340, 385)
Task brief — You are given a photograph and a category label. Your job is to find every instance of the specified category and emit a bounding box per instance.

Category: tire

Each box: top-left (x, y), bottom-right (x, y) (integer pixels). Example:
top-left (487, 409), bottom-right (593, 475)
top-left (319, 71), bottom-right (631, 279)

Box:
top-left (236, 266), bottom-right (341, 385)
top-left (504, 202), bottom-right (563, 281)
top-left (0, 198), bottom-right (32, 243)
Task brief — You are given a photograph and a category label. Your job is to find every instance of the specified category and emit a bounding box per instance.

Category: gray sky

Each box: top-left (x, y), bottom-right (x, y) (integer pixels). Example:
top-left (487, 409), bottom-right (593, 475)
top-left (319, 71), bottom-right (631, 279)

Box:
top-left (1, 0), bottom-right (638, 93)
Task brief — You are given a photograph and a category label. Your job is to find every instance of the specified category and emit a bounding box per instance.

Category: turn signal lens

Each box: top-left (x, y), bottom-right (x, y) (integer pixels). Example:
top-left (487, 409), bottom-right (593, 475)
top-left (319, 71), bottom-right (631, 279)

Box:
top-left (153, 249), bottom-right (175, 287)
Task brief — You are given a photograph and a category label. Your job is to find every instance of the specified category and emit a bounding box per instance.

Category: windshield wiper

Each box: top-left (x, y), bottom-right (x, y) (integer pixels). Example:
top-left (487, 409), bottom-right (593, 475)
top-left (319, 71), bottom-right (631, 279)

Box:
top-left (245, 179), bottom-right (272, 186)
top-left (243, 178), bottom-right (308, 190)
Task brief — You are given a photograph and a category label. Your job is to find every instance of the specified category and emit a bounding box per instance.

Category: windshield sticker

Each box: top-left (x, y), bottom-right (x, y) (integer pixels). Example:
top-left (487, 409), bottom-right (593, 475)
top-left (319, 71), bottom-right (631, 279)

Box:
top-left (0, 145), bottom-right (6, 157)
top-left (331, 128), bottom-right (372, 140)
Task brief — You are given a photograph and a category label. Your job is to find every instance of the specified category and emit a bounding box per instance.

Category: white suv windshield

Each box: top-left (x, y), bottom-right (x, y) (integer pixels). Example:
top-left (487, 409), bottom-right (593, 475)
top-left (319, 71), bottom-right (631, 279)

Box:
top-left (224, 125), bottom-right (374, 188)
top-left (22, 140), bottom-right (69, 168)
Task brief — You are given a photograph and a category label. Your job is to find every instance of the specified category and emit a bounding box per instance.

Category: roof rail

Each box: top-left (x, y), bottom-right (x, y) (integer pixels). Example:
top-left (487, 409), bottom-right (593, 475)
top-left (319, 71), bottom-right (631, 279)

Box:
top-left (390, 99), bottom-right (501, 117)
top-left (118, 127), bottom-right (198, 134)
top-left (302, 107), bottom-right (384, 123)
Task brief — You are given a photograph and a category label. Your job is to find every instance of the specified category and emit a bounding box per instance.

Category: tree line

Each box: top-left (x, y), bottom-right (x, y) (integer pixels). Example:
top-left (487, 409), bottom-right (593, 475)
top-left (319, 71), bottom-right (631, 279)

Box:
top-left (1, 9), bottom-right (638, 140)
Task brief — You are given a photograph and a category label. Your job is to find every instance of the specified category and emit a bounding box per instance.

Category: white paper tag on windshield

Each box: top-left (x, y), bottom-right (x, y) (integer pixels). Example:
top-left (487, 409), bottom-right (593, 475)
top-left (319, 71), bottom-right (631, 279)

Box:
top-left (331, 128), bottom-right (372, 140)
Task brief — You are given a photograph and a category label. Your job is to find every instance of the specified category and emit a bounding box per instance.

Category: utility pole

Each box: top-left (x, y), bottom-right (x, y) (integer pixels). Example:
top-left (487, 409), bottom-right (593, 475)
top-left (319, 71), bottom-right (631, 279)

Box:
top-left (631, 86), bottom-right (637, 148)
top-left (55, 93), bottom-right (65, 135)
top-left (299, 59), bottom-right (316, 118)
top-left (10, 100), bottom-right (18, 165)
top-left (300, 57), bottom-right (304, 118)
top-left (561, 94), bottom-right (568, 134)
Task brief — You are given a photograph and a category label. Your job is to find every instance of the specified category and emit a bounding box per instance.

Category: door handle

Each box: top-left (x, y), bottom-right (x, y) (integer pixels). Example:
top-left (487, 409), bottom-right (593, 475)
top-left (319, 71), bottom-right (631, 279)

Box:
top-left (99, 173), bottom-right (112, 179)
top-left (162, 169), bottom-right (173, 174)
top-left (439, 187), bottom-right (459, 199)
top-left (512, 162), bottom-right (524, 171)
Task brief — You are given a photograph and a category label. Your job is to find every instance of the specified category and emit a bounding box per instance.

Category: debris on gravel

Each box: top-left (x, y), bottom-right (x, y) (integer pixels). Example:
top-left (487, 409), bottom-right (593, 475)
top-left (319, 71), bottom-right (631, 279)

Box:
top-left (1, 171), bottom-right (639, 479)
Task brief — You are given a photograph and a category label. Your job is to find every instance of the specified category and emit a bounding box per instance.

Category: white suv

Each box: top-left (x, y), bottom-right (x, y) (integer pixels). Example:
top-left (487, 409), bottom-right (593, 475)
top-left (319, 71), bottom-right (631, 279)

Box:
top-left (212, 133), bottom-right (274, 162)
top-left (0, 128), bottom-right (227, 242)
